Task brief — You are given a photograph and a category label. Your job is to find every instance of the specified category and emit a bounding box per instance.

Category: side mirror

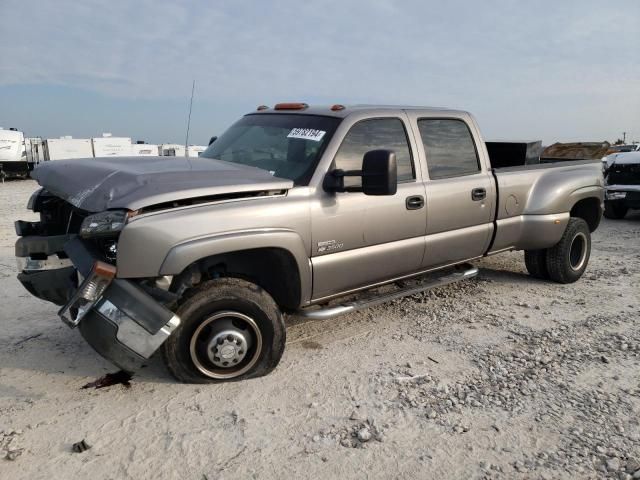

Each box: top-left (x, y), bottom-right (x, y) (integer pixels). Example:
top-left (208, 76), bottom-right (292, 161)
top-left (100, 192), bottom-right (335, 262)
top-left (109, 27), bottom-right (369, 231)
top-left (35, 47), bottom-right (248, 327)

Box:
top-left (208, 136), bottom-right (218, 146)
top-left (323, 149), bottom-right (397, 196)
top-left (361, 149), bottom-right (397, 195)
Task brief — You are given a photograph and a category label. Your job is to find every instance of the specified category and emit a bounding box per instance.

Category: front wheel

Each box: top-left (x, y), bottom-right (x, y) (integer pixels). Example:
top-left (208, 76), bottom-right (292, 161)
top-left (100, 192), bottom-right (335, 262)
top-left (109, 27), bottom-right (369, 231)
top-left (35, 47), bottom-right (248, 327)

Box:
top-left (545, 217), bottom-right (591, 284)
top-left (604, 201), bottom-right (628, 219)
top-left (161, 278), bottom-right (286, 383)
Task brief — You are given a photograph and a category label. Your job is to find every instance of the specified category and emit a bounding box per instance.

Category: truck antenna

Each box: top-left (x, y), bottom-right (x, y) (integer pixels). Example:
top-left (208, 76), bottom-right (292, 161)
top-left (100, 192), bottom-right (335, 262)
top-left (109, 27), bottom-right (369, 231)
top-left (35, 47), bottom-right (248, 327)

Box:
top-left (184, 80), bottom-right (196, 157)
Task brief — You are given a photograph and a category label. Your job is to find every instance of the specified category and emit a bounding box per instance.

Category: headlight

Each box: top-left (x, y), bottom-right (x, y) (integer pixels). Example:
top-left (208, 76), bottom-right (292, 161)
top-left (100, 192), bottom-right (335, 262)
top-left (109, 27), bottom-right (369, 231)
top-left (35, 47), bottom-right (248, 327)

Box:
top-left (80, 210), bottom-right (129, 238)
top-left (606, 191), bottom-right (626, 200)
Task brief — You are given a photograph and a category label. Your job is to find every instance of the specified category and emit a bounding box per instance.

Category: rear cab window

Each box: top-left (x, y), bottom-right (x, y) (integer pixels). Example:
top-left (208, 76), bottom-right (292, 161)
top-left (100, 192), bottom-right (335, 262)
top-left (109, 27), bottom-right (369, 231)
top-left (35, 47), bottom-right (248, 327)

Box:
top-left (333, 118), bottom-right (415, 187)
top-left (417, 119), bottom-right (481, 179)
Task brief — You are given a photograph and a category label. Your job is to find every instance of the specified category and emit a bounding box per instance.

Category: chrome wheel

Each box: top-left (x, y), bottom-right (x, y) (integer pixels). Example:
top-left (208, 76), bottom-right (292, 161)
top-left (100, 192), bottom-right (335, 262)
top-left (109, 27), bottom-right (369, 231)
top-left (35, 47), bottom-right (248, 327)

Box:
top-left (189, 311), bottom-right (263, 379)
top-left (569, 232), bottom-right (587, 271)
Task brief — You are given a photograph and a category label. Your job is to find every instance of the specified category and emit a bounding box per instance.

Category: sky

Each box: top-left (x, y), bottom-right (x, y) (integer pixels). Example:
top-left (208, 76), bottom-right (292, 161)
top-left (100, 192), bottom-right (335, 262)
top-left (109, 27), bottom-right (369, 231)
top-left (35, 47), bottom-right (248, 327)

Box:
top-left (1, 0), bottom-right (639, 145)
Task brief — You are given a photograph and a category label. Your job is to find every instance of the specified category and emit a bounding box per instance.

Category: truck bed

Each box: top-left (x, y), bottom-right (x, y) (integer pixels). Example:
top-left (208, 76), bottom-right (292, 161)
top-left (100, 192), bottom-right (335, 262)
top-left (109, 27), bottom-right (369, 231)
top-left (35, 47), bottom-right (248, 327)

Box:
top-left (493, 159), bottom-right (601, 173)
top-left (488, 159), bottom-right (604, 253)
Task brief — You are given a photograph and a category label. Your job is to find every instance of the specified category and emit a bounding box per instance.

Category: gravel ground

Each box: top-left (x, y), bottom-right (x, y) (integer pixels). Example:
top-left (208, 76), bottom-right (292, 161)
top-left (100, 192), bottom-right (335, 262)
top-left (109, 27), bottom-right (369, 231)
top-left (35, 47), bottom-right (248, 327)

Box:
top-left (1, 179), bottom-right (639, 479)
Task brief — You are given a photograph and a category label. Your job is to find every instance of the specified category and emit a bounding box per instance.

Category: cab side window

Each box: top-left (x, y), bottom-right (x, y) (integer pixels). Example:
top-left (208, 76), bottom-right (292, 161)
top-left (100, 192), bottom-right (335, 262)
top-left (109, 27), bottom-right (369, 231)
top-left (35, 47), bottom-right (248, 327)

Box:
top-left (418, 119), bottom-right (480, 179)
top-left (334, 118), bottom-right (414, 187)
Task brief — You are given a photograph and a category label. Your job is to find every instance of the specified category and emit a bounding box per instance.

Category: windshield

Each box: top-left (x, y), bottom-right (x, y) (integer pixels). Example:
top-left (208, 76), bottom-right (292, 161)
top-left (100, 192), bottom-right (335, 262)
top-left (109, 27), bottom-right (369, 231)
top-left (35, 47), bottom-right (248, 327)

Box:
top-left (201, 113), bottom-right (341, 185)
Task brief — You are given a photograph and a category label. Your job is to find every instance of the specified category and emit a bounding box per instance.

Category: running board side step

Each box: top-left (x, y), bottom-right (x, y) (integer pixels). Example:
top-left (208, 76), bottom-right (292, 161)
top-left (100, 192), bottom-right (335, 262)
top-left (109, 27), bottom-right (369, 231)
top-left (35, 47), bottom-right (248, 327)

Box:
top-left (296, 264), bottom-right (479, 320)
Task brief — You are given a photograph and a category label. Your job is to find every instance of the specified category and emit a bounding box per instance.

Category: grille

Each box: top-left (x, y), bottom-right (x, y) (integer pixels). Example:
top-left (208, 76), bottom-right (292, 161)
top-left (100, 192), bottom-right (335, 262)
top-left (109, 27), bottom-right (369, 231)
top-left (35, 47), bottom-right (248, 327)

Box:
top-left (607, 166), bottom-right (640, 186)
top-left (37, 193), bottom-right (88, 235)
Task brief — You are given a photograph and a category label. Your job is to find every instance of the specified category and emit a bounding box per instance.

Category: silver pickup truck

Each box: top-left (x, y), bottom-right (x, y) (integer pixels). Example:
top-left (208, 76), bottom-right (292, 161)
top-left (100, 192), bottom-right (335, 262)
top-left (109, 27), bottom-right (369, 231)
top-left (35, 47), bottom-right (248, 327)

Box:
top-left (15, 104), bottom-right (604, 383)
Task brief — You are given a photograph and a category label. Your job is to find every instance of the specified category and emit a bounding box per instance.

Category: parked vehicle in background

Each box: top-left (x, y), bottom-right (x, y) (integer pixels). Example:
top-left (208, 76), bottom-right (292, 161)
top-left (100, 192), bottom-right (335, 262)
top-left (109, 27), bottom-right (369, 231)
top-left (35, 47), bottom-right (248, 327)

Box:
top-left (25, 137), bottom-right (46, 169)
top-left (15, 136), bottom-right (211, 163)
top-left (602, 151), bottom-right (640, 219)
top-left (159, 143), bottom-right (186, 156)
top-left (607, 144), bottom-right (640, 154)
top-left (131, 143), bottom-right (159, 156)
top-left (44, 137), bottom-right (93, 160)
top-left (15, 103), bottom-right (604, 383)
top-left (187, 145), bottom-right (207, 157)
top-left (91, 134), bottom-right (132, 157)
top-left (0, 128), bottom-right (30, 178)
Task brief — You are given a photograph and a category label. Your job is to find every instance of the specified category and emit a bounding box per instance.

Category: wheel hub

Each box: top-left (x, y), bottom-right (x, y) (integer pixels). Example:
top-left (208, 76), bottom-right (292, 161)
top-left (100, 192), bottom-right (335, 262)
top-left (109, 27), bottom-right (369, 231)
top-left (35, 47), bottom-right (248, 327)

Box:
top-left (569, 232), bottom-right (587, 271)
top-left (207, 330), bottom-right (250, 367)
top-left (189, 312), bottom-right (262, 379)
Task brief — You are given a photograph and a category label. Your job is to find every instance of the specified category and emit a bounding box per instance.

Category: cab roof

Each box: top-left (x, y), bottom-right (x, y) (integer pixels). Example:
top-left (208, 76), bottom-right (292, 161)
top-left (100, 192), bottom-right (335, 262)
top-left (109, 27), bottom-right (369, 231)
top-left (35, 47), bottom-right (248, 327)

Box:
top-left (249, 104), bottom-right (469, 119)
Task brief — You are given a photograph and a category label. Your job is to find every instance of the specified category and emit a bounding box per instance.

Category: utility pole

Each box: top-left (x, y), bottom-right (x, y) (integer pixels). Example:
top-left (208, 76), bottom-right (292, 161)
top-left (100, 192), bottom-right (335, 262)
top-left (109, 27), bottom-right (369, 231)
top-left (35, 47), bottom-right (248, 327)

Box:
top-left (622, 132), bottom-right (626, 143)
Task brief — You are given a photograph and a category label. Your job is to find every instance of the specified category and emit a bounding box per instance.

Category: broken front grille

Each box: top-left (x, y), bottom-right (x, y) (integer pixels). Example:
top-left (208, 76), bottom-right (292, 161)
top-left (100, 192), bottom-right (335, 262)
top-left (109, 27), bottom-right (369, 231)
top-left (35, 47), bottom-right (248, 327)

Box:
top-left (607, 165), bottom-right (640, 186)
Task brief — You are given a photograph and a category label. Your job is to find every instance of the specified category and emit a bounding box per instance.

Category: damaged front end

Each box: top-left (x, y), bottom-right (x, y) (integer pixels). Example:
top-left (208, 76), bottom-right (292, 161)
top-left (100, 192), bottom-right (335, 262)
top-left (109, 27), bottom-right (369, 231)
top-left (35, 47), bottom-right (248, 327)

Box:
top-left (15, 189), bottom-right (180, 372)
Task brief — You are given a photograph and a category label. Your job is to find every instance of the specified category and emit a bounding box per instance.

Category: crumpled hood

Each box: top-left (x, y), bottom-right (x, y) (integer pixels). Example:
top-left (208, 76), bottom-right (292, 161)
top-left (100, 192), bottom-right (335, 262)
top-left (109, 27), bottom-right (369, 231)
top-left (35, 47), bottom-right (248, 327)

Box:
top-left (609, 151), bottom-right (640, 166)
top-left (605, 151), bottom-right (640, 168)
top-left (31, 156), bottom-right (293, 212)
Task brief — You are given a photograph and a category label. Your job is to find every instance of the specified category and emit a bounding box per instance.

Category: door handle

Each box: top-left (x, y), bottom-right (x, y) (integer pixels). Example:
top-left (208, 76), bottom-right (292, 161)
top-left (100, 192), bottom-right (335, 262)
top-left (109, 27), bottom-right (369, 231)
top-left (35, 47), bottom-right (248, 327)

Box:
top-left (471, 188), bottom-right (486, 201)
top-left (406, 195), bottom-right (425, 210)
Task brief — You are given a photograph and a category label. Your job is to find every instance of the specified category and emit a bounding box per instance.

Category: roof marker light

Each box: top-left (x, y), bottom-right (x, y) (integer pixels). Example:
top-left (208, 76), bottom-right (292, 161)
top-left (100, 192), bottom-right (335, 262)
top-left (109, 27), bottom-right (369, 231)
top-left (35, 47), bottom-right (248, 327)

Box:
top-left (274, 103), bottom-right (308, 110)
top-left (330, 104), bottom-right (345, 111)
top-left (256, 105), bottom-right (269, 111)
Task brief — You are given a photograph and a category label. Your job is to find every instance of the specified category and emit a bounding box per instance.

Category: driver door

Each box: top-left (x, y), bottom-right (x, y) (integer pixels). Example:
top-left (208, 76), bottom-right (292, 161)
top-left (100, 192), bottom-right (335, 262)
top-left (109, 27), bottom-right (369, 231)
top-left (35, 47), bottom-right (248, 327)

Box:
top-left (310, 115), bottom-right (427, 300)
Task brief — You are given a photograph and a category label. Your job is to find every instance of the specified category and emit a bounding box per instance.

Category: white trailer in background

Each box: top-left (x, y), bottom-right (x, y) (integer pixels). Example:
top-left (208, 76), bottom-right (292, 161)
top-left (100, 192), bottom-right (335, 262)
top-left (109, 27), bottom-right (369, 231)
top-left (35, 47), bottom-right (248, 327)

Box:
top-left (44, 137), bottom-right (93, 160)
top-left (25, 137), bottom-right (45, 168)
top-left (0, 128), bottom-right (29, 178)
top-left (131, 143), bottom-right (159, 156)
top-left (187, 145), bottom-right (207, 157)
top-left (159, 143), bottom-right (185, 157)
top-left (92, 134), bottom-right (132, 157)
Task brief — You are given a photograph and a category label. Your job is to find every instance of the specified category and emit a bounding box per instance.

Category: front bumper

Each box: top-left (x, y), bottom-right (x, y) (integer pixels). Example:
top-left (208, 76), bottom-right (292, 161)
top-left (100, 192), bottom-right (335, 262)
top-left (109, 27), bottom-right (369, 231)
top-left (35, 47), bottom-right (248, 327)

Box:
top-left (16, 233), bottom-right (77, 306)
top-left (605, 186), bottom-right (640, 209)
top-left (73, 281), bottom-right (180, 371)
top-left (15, 233), bottom-right (180, 372)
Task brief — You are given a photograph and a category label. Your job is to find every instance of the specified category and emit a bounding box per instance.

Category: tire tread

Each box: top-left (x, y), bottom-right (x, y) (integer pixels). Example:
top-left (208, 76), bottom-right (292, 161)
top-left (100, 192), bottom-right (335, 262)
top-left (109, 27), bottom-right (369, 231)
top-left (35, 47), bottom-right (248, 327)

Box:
top-left (524, 250), bottom-right (548, 279)
top-left (545, 217), bottom-right (591, 284)
top-left (604, 202), bottom-right (628, 220)
top-left (161, 277), bottom-right (285, 383)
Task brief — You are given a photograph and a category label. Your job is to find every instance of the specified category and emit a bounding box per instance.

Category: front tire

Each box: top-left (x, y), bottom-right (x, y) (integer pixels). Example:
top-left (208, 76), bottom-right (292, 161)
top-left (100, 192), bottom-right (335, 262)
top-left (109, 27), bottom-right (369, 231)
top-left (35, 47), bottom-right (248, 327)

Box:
top-left (604, 201), bottom-right (628, 219)
top-left (161, 278), bottom-right (286, 383)
top-left (545, 217), bottom-right (591, 284)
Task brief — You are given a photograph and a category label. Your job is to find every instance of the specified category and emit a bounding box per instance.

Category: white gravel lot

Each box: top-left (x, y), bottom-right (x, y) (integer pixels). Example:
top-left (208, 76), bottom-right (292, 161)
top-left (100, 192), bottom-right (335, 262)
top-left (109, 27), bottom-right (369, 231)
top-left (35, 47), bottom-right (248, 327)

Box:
top-left (1, 179), bottom-right (639, 479)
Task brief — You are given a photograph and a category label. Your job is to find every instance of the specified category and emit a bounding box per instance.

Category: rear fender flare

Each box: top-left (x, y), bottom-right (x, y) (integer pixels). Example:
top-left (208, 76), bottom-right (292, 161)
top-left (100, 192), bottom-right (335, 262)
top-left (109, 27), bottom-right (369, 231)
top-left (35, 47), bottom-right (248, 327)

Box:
top-left (525, 182), bottom-right (603, 215)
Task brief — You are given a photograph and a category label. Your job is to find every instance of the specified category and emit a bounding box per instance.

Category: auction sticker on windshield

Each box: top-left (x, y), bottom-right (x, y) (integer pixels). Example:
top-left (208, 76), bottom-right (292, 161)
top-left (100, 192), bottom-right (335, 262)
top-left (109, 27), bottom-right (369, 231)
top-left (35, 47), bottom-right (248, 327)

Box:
top-left (287, 128), bottom-right (326, 142)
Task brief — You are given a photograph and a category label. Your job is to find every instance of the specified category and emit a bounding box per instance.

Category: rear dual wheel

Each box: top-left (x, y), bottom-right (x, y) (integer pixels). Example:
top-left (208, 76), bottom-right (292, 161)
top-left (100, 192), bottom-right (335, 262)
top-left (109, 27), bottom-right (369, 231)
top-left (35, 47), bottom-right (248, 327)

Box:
top-left (525, 217), bottom-right (591, 284)
top-left (162, 278), bottom-right (286, 383)
top-left (524, 250), bottom-right (549, 279)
